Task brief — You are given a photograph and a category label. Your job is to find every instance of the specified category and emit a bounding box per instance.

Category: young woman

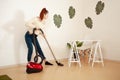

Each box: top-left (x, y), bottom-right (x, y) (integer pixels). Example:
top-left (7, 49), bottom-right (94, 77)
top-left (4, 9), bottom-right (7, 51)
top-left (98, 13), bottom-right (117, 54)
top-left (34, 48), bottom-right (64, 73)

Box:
top-left (25, 8), bottom-right (53, 65)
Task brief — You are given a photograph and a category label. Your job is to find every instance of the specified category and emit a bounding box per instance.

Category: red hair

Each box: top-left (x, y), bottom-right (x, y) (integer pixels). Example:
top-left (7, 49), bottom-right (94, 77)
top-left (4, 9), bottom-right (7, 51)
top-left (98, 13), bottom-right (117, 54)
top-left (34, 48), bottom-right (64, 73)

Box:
top-left (39, 8), bottom-right (48, 20)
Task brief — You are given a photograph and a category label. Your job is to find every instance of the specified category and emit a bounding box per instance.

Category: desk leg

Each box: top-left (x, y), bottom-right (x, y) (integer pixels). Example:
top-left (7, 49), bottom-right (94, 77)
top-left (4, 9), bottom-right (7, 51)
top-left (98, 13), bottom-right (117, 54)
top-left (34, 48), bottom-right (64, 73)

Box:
top-left (92, 42), bottom-right (104, 67)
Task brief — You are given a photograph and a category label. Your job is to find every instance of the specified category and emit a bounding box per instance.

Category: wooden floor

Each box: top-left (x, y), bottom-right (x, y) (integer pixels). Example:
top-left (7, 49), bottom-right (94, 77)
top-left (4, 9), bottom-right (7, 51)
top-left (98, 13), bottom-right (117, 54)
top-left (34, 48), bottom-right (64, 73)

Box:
top-left (0, 59), bottom-right (120, 80)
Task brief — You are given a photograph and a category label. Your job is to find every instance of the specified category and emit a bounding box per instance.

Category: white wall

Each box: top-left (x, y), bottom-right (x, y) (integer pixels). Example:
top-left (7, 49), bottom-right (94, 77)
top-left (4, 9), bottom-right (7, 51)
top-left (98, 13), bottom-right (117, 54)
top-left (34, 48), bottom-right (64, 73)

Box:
top-left (0, 0), bottom-right (120, 66)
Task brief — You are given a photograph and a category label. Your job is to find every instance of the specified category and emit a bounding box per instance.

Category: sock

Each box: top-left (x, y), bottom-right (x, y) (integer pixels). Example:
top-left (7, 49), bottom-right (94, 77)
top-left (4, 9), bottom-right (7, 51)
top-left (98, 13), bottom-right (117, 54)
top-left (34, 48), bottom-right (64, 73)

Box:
top-left (45, 61), bottom-right (53, 65)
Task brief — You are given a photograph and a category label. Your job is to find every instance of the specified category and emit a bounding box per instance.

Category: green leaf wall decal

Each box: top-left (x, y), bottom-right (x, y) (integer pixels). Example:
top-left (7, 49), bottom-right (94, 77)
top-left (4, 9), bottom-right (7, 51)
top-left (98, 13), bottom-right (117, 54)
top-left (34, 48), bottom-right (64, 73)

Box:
top-left (69, 6), bottom-right (75, 19)
top-left (53, 14), bottom-right (62, 28)
top-left (95, 1), bottom-right (105, 15)
top-left (85, 17), bottom-right (93, 29)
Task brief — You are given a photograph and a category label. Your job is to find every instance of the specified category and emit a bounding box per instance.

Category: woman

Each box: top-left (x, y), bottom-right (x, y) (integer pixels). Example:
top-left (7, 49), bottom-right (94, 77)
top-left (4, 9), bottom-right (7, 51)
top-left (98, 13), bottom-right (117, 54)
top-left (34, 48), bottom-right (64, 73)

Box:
top-left (25, 8), bottom-right (53, 65)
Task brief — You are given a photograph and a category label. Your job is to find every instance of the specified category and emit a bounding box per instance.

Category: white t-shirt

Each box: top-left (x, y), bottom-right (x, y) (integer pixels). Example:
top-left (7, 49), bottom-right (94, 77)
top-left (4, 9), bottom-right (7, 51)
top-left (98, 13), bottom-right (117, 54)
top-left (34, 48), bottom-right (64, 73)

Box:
top-left (25, 17), bottom-right (45, 35)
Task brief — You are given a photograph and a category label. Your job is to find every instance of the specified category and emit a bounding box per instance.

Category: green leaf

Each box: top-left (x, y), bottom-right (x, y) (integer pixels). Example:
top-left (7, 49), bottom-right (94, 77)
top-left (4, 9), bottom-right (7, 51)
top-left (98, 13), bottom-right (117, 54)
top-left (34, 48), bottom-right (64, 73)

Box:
top-left (69, 6), bottom-right (75, 19)
top-left (67, 41), bottom-right (83, 49)
top-left (95, 1), bottom-right (105, 15)
top-left (53, 14), bottom-right (62, 28)
top-left (76, 41), bottom-right (83, 47)
top-left (85, 17), bottom-right (93, 29)
top-left (67, 43), bottom-right (71, 48)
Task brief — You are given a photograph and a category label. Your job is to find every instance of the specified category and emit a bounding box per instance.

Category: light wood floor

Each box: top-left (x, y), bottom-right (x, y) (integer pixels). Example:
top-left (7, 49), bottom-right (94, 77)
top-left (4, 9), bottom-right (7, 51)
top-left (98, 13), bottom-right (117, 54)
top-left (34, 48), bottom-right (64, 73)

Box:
top-left (0, 59), bottom-right (120, 80)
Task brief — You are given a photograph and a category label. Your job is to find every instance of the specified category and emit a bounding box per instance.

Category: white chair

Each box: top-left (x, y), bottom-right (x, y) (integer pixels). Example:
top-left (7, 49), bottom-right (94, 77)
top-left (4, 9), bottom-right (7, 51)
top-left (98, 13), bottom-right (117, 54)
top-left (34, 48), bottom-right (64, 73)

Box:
top-left (68, 41), bottom-right (81, 67)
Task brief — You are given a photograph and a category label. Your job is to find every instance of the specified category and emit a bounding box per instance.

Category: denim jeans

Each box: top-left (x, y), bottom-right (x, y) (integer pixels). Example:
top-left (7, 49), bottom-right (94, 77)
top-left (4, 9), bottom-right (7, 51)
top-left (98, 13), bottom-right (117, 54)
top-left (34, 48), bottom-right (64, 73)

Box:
top-left (25, 31), bottom-right (46, 62)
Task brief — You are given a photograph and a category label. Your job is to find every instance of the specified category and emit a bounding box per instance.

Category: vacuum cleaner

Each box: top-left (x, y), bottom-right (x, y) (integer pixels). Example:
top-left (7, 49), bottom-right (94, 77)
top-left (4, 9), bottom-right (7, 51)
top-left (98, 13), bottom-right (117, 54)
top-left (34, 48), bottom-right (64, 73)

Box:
top-left (26, 28), bottom-right (63, 74)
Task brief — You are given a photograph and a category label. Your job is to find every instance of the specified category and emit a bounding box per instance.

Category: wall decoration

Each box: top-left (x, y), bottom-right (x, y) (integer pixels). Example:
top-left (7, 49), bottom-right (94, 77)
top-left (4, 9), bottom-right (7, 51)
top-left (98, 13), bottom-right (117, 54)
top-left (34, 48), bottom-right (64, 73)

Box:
top-left (84, 17), bottom-right (93, 29)
top-left (95, 1), bottom-right (105, 15)
top-left (53, 14), bottom-right (62, 28)
top-left (69, 6), bottom-right (75, 19)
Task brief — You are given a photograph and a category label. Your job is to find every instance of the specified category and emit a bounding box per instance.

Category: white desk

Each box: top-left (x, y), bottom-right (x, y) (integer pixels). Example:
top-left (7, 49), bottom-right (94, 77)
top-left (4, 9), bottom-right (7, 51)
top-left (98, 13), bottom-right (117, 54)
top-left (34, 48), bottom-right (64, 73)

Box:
top-left (68, 40), bottom-right (104, 67)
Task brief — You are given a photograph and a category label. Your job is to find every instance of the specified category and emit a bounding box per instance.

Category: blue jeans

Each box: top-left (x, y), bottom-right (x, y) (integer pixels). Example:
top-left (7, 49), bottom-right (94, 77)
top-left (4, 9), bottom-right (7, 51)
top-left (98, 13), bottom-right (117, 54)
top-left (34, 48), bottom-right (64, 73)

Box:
top-left (25, 31), bottom-right (46, 62)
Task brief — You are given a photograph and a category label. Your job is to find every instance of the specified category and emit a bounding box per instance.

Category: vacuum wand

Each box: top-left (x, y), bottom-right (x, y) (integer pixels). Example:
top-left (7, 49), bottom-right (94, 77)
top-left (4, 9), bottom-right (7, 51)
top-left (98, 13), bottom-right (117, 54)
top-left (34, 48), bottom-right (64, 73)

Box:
top-left (43, 36), bottom-right (64, 66)
top-left (40, 29), bottom-right (63, 66)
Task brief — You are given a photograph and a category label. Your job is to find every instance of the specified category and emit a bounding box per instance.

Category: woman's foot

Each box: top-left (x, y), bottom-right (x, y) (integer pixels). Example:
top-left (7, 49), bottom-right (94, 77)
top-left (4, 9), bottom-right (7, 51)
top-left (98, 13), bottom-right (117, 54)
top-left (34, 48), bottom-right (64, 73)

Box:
top-left (45, 61), bottom-right (53, 65)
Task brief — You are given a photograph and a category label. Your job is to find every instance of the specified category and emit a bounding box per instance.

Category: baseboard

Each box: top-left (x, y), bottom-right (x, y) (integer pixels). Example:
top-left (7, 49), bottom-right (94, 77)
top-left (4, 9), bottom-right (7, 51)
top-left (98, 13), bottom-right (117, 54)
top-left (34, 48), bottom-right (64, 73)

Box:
top-left (0, 63), bottom-right (26, 69)
top-left (0, 58), bottom-right (67, 69)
